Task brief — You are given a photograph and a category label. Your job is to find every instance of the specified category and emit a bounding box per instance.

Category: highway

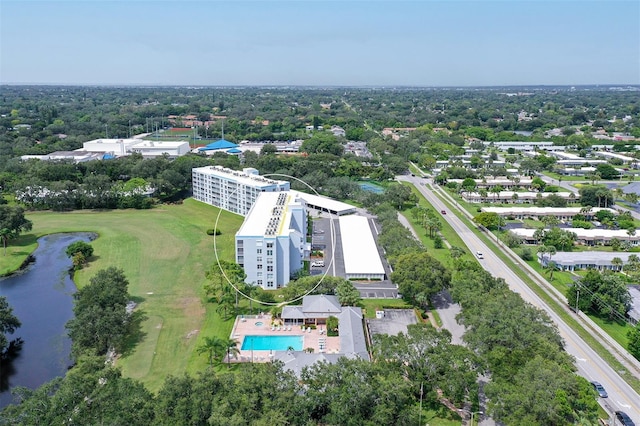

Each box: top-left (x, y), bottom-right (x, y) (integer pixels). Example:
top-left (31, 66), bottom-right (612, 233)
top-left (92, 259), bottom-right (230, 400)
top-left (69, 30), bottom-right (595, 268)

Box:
top-left (401, 175), bottom-right (640, 424)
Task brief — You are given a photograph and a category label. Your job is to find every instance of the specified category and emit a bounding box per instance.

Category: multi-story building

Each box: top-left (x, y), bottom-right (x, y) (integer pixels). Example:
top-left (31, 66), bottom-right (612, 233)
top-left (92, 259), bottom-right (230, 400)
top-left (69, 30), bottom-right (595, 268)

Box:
top-left (192, 166), bottom-right (290, 215)
top-left (235, 191), bottom-right (310, 289)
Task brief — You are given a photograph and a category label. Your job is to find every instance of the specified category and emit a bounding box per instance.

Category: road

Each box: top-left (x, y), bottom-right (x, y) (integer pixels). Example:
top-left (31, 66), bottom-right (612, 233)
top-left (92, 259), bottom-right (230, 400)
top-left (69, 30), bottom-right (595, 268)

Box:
top-left (400, 175), bottom-right (640, 424)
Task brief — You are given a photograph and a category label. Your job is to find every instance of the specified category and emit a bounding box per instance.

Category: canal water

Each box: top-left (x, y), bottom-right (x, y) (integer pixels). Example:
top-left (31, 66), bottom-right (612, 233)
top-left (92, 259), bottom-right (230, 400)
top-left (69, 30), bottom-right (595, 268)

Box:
top-left (0, 232), bottom-right (95, 409)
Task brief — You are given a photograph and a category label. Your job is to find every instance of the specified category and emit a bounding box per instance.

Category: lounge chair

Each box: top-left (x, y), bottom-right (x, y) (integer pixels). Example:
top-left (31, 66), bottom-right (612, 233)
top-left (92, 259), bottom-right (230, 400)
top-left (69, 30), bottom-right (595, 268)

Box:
top-left (287, 325), bottom-right (292, 331)
top-left (271, 325), bottom-right (275, 331)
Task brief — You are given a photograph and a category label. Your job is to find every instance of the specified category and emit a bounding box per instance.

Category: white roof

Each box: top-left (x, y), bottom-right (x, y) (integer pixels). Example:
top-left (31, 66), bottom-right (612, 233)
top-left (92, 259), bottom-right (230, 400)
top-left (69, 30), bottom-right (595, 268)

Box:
top-left (339, 216), bottom-right (385, 276)
top-left (466, 191), bottom-right (576, 199)
top-left (547, 251), bottom-right (637, 265)
top-left (131, 140), bottom-right (189, 149)
top-left (192, 165), bottom-right (289, 190)
top-left (481, 207), bottom-right (616, 216)
top-left (290, 190), bottom-right (356, 215)
top-left (594, 151), bottom-right (635, 162)
top-left (511, 227), bottom-right (640, 240)
top-left (237, 192), bottom-right (300, 237)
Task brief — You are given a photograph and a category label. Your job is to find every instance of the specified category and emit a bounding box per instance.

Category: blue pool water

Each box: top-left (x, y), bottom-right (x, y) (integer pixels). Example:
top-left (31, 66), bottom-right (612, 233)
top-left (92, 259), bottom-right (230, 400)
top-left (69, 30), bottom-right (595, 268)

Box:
top-left (241, 335), bottom-right (303, 351)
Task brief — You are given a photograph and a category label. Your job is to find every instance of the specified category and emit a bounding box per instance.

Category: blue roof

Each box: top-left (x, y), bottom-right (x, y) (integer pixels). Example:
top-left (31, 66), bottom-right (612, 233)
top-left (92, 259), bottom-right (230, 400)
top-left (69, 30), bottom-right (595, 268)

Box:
top-left (226, 148), bottom-right (242, 154)
top-left (199, 139), bottom-right (238, 151)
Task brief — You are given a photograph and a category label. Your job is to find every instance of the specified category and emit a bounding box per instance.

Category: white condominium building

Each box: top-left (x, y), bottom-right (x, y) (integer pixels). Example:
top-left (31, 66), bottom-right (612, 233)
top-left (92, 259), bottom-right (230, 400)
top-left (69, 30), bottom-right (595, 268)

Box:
top-left (236, 191), bottom-right (310, 289)
top-left (192, 166), bottom-right (290, 215)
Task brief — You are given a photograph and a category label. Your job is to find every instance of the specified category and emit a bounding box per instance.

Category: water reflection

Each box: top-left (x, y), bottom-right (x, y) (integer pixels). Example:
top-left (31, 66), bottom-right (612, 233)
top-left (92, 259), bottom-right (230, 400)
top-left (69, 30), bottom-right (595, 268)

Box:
top-left (0, 232), bottom-right (95, 408)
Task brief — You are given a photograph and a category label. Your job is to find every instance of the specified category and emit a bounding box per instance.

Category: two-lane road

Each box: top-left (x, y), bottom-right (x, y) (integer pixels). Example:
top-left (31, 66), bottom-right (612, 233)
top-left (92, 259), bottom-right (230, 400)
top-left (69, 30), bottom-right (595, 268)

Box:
top-left (401, 175), bottom-right (640, 423)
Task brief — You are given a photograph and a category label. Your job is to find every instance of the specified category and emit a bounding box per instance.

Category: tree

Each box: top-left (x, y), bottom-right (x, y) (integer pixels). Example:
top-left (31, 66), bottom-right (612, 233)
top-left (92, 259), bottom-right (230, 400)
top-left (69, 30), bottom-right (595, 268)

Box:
top-left (461, 177), bottom-right (476, 195)
top-left (567, 270), bottom-right (632, 321)
top-left (0, 296), bottom-right (21, 355)
top-left (596, 163), bottom-right (620, 180)
top-left (628, 322), bottom-right (640, 361)
top-left (65, 267), bottom-right (130, 357)
top-left (0, 206), bottom-right (32, 255)
top-left (335, 280), bottom-right (360, 306)
top-left (384, 183), bottom-right (416, 210)
top-left (197, 336), bottom-right (225, 366)
top-left (65, 241), bottom-right (94, 259)
top-left (222, 337), bottom-right (240, 367)
top-left (473, 212), bottom-right (502, 230)
top-left (544, 260), bottom-right (560, 281)
top-left (391, 251), bottom-right (450, 305)
top-left (611, 257), bottom-right (623, 272)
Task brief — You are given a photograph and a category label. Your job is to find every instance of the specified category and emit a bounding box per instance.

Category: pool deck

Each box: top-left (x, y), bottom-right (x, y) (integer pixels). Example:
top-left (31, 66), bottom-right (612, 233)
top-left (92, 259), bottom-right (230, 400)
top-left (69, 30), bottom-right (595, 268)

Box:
top-left (230, 314), bottom-right (341, 363)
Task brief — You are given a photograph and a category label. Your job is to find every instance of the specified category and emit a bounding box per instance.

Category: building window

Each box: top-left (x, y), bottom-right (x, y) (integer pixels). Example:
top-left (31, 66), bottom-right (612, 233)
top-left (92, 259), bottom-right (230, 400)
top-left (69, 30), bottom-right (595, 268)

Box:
top-left (257, 249), bottom-right (262, 254)
top-left (257, 264), bottom-right (262, 269)
top-left (257, 280), bottom-right (263, 286)
top-left (256, 240), bottom-right (263, 246)
top-left (267, 250), bottom-right (273, 256)
top-left (267, 281), bottom-right (273, 287)
top-left (267, 265), bottom-right (273, 272)
top-left (257, 272), bottom-right (262, 277)
top-left (266, 242), bottom-right (273, 248)
top-left (237, 240), bottom-right (243, 247)
top-left (267, 258), bottom-right (273, 264)
top-left (257, 257), bottom-right (262, 262)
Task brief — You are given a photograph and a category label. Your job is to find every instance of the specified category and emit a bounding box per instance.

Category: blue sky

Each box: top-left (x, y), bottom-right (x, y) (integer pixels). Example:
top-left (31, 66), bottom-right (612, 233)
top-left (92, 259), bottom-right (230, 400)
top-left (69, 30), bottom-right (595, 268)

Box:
top-left (1, 1), bottom-right (639, 86)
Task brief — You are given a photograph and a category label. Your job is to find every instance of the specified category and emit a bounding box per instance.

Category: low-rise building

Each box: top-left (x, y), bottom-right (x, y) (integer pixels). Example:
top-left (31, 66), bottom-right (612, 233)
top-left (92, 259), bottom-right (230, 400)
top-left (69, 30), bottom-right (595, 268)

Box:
top-left (481, 206), bottom-right (615, 220)
top-left (462, 191), bottom-right (577, 204)
top-left (511, 227), bottom-right (640, 246)
top-left (339, 215), bottom-right (385, 280)
top-left (538, 251), bottom-right (636, 272)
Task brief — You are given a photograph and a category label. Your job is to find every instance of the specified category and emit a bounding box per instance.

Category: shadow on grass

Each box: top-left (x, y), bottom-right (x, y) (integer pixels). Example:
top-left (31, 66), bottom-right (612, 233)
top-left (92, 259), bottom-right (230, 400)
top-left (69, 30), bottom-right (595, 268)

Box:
top-left (120, 309), bottom-right (148, 357)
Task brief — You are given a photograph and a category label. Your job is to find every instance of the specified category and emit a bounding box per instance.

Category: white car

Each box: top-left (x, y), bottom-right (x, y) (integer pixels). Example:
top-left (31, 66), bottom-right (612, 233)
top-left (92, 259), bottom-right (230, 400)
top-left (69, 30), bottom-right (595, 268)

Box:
top-left (476, 251), bottom-right (484, 259)
top-left (311, 260), bottom-right (325, 268)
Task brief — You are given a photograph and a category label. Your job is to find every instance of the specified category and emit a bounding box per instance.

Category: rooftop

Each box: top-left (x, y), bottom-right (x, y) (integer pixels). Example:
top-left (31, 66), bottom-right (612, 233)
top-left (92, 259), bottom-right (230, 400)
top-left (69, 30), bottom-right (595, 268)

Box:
top-left (339, 215), bottom-right (385, 276)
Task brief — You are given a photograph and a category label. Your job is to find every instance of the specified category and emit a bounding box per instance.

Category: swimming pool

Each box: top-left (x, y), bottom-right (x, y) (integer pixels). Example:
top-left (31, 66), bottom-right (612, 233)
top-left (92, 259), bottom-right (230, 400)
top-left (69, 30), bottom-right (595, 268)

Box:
top-left (241, 335), bottom-right (303, 351)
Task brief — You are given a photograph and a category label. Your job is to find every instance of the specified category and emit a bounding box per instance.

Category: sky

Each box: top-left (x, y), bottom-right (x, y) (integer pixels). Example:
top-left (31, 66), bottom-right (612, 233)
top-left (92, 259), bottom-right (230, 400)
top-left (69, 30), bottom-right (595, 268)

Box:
top-left (1, 0), bottom-right (639, 86)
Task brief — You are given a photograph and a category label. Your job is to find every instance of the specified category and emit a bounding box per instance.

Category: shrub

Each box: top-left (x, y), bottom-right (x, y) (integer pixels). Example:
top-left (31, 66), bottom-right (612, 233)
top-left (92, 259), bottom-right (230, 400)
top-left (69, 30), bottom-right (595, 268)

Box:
top-left (433, 235), bottom-right (444, 249)
top-left (206, 228), bottom-right (222, 236)
top-left (65, 241), bottom-right (94, 259)
top-left (520, 247), bottom-right (534, 261)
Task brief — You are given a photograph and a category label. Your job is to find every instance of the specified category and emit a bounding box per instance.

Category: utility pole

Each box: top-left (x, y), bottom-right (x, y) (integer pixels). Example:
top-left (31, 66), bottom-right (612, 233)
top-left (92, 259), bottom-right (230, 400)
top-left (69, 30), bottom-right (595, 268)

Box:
top-left (576, 286), bottom-right (580, 313)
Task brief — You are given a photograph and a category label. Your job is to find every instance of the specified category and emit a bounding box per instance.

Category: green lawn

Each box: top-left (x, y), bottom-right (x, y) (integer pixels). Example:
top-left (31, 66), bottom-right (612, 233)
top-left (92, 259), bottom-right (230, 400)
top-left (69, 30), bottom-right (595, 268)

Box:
top-left (11, 199), bottom-right (243, 391)
top-left (360, 298), bottom-right (412, 319)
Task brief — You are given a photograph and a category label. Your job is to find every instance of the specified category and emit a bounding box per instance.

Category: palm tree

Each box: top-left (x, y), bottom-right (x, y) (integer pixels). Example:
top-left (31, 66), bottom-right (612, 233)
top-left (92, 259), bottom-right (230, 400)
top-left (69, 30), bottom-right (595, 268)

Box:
top-left (197, 336), bottom-right (225, 366)
top-left (611, 257), bottom-right (623, 272)
top-left (547, 245), bottom-right (557, 261)
top-left (533, 228), bottom-right (545, 246)
top-left (626, 227), bottom-right (636, 247)
top-left (0, 228), bottom-right (12, 256)
top-left (222, 337), bottom-right (240, 368)
top-left (544, 261), bottom-right (560, 281)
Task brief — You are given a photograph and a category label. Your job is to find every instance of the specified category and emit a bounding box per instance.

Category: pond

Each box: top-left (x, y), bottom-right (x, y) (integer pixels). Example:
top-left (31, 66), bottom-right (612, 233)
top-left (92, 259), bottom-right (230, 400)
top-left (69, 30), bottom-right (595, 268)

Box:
top-left (0, 232), bottom-right (95, 409)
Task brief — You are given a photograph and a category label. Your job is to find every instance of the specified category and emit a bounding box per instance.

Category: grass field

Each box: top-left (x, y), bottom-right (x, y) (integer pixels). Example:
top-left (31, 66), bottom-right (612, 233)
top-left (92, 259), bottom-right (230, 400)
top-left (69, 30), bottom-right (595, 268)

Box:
top-left (11, 199), bottom-right (244, 391)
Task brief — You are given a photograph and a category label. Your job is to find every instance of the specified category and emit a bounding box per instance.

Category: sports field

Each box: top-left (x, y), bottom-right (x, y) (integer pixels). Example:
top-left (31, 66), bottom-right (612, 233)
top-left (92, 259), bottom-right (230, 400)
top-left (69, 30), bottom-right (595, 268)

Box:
top-left (19, 199), bottom-right (244, 391)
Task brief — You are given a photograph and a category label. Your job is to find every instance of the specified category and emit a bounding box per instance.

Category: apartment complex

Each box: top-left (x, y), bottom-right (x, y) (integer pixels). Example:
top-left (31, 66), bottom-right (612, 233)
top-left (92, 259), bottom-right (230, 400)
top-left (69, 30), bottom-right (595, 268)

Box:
top-left (235, 191), bottom-right (310, 289)
top-left (192, 166), bottom-right (290, 215)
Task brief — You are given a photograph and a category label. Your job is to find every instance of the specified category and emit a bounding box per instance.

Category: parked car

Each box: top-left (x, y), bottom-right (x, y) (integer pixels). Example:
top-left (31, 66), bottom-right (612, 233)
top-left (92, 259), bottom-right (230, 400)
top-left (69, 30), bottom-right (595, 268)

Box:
top-left (614, 411), bottom-right (635, 426)
top-left (311, 260), bottom-right (325, 268)
top-left (590, 381), bottom-right (608, 398)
